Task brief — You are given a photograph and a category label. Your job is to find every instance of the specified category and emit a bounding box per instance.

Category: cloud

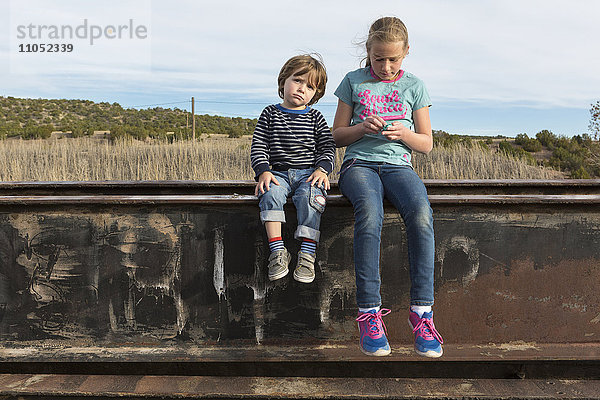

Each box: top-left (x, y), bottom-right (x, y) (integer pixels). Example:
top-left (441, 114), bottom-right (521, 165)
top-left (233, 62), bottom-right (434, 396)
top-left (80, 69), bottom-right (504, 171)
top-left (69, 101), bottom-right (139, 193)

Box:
top-left (148, 0), bottom-right (600, 109)
top-left (1, 0), bottom-right (599, 121)
top-left (407, 1), bottom-right (600, 107)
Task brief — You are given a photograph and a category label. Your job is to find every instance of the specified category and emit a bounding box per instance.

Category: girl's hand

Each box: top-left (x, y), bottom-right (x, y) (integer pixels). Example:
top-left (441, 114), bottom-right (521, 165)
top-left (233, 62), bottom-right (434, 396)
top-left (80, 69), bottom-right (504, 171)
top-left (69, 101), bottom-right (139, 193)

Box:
top-left (381, 122), bottom-right (411, 141)
top-left (306, 169), bottom-right (330, 190)
top-left (360, 115), bottom-right (386, 135)
top-left (255, 171), bottom-right (280, 196)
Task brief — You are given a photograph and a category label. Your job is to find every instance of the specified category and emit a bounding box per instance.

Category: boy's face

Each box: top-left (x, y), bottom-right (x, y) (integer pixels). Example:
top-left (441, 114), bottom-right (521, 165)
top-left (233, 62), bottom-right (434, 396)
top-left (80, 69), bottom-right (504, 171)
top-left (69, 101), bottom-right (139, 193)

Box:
top-left (280, 70), bottom-right (316, 110)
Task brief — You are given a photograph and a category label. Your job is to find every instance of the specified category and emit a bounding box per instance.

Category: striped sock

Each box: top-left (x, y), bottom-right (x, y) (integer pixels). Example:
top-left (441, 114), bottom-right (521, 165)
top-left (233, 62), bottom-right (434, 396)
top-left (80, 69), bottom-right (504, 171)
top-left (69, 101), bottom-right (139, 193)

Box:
top-left (268, 237), bottom-right (284, 253)
top-left (300, 238), bottom-right (317, 255)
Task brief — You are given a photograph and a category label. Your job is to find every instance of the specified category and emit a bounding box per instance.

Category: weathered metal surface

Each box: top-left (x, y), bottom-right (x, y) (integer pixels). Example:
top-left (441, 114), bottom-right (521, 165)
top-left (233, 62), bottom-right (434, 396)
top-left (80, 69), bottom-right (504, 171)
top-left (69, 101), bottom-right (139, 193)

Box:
top-left (0, 179), bottom-right (599, 196)
top-left (1, 343), bottom-right (600, 379)
top-left (1, 194), bottom-right (600, 205)
top-left (0, 180), bottom-right (598, 361)
top-left (2, 374), bottom-right (600, 400)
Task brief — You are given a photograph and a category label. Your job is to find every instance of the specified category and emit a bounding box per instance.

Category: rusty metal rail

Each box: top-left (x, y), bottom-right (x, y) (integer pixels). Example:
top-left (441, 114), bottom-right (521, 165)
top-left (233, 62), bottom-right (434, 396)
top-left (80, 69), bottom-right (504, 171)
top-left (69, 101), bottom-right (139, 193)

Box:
top-left (0, 178), bottom-right (599, 205)
top-left (0, 193), bottom-right (600, 206)
top-left (0, 178), bottom-right (599, 195)
top-left (2, 374), bottom-right (600, 400)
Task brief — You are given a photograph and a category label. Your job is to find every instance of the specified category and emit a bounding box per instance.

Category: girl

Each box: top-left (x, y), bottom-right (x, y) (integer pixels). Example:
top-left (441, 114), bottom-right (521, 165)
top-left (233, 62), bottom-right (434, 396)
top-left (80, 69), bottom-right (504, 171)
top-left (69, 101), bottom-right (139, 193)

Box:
top-left (332, 17), bottom-right (443, 357)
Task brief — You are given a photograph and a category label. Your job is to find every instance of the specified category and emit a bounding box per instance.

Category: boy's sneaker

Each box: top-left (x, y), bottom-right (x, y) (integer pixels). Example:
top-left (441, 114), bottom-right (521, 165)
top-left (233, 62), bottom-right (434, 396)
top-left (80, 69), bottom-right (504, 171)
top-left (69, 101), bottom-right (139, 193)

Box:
top-left (293, 251), bottom-right (316, 283)
top-left (408, 310), bottom-right (444, 358)
top-left (268, 248), bottom-right (290, 281)
top-left (356, 309), bottom-right (392, 356)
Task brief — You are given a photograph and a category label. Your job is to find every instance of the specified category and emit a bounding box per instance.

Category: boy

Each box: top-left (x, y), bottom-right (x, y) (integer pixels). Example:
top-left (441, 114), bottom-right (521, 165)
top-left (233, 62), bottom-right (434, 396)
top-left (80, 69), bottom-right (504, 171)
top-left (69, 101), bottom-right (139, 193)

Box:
top-left (251, 54), bottom-right (335, 284)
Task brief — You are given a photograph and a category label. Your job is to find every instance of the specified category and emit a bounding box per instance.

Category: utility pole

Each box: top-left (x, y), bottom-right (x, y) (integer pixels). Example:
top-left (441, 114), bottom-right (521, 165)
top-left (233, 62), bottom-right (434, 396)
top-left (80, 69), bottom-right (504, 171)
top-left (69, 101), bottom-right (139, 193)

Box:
top-left (191, 97), bottom-right (195, 141)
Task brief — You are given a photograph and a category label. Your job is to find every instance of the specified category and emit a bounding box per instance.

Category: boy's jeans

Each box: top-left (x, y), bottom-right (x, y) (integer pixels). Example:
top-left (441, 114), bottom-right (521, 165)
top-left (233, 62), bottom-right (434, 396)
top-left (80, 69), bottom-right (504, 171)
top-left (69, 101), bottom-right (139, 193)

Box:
top-left (339, 159), bottom-right (435, 308)
top-left (258, 168), bottom-right (326, 242)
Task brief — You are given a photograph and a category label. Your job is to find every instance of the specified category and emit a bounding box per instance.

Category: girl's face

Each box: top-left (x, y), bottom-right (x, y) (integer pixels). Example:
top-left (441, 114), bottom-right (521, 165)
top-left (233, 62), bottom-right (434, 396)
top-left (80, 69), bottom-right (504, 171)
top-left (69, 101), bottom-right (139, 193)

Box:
top-left (281, 70), bottom-right (316, 110)
top-left (368, 41), bottom-right (408, 81)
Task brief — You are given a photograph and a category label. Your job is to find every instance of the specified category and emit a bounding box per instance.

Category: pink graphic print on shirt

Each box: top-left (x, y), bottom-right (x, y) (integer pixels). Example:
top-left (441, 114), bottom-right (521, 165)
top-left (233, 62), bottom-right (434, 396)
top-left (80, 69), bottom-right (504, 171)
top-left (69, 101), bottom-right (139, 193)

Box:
top-left (357, 89), bottom-right (407, 121)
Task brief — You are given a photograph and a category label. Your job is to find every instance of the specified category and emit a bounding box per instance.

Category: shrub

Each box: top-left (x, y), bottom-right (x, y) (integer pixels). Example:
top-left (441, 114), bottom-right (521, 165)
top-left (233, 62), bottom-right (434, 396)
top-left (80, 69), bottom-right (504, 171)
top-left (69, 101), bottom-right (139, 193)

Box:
top-left (22, 124), bottom-right (53, 139)
top-left (499, 140), bottom-right (537, 165)
top-left (536, 130), bottom-right (557, 148)
top-left (515, 133), bottom-right (542, 152)
top-left (570, 166), bottom-right (591, 179)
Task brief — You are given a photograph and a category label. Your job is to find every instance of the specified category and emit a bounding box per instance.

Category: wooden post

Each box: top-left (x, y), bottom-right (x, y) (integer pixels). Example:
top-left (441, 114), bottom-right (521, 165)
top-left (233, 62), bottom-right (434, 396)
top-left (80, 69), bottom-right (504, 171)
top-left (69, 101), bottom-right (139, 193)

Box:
top-left (191, 97), bottom-right (195, 141)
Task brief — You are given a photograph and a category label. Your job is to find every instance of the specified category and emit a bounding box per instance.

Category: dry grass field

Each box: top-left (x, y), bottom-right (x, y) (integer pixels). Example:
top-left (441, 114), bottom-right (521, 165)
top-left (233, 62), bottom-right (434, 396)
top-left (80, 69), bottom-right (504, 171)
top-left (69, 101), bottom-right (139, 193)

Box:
top-left (0, 135), bottom-right (563, 182)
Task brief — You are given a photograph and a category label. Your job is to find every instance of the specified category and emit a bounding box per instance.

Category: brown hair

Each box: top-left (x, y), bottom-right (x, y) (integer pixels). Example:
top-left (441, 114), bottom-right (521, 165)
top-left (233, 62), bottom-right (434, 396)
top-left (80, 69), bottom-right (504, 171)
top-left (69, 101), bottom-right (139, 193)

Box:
top-left (365, 17), bottom-right (409, 67)
top-left (277, 54), bottom-right (327, 105)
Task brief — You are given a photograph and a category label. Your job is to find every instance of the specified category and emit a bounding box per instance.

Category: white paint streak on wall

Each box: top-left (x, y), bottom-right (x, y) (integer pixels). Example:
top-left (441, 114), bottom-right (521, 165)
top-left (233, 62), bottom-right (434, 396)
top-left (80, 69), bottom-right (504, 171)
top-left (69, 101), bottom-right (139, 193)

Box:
top-left (108, 298), bottom-right (118, 332)
top-left (253, 298), bottom-right (264, 345)
top-left (173, 290), bottom-right (188, 334)
top-left (315, 224), bottom-right (356, 325)
top-left (213, 226), bottom-right (225, 300)
top-left (251, 242), bottom-right (266, 344)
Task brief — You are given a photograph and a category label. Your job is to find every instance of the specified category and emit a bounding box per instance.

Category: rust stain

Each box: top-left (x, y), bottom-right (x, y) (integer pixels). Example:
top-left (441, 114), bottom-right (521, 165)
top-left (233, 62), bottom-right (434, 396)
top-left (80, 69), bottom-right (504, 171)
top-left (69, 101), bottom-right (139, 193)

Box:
top-left (435, 258), bottom-right (600, 344)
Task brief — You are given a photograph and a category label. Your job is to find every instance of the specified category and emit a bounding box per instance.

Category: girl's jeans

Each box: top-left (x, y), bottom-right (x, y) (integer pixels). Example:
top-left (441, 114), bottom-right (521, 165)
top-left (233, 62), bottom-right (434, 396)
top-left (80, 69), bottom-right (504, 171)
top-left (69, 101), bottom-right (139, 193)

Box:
top-left (258, 168), bottom-right (326, 242)
top-left (338, 159), bottom-right (435, 308)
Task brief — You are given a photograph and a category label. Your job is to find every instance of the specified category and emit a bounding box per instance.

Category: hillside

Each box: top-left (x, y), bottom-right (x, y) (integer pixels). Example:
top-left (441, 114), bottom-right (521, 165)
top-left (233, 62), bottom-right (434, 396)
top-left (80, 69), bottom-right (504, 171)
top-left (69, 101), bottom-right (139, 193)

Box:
top-left (433, 130), bottom-right (600, 178)
top-left (0, 96), bottom-right (256, 140)
top-left (0, 96), bottom-right (598, 178)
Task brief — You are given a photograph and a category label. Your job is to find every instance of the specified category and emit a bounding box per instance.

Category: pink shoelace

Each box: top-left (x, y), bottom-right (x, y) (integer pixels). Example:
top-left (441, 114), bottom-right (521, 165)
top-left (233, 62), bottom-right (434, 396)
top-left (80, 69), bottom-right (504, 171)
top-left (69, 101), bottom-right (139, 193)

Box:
top-left (412, 315), bottom-right (444, 344)
top-left (356, 308), bottom-right (391, 339)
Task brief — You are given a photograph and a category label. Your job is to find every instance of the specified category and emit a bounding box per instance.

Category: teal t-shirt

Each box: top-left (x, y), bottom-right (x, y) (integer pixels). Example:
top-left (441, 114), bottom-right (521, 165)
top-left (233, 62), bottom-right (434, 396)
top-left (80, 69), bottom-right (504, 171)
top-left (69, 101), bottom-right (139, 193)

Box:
top-left (334, 67), bottom-right (431, 166)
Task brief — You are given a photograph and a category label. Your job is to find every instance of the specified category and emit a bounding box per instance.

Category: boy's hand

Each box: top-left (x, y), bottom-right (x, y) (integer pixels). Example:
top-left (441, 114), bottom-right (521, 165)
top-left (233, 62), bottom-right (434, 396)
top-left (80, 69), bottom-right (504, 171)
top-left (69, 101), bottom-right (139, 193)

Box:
top-left (255, 171), bottom-right (280, 196)
top-left (306, 169), bottom-right (330, 190)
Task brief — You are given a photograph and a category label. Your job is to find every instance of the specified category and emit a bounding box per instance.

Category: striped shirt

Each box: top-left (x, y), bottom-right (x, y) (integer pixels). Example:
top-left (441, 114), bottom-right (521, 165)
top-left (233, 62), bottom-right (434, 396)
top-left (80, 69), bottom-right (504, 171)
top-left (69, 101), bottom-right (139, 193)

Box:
top-left (250, 104), bottom-right (335, 180)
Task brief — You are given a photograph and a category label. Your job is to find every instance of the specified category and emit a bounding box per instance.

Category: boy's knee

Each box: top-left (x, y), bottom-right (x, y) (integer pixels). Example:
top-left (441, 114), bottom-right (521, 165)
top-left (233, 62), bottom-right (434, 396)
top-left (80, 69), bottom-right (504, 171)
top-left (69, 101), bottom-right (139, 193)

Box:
top-left (294, 184), bottom-right (326, 211)
top-left (259, 185), bottom-right (288, 208)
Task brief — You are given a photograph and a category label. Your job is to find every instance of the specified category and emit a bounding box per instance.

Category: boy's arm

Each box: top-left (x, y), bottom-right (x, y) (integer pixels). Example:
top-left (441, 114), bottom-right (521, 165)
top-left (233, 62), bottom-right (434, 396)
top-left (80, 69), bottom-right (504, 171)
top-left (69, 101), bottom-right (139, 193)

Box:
top-left (250, 108), bottom-right (272, 180)
top-left (313, 111), bottom-right (336, 174)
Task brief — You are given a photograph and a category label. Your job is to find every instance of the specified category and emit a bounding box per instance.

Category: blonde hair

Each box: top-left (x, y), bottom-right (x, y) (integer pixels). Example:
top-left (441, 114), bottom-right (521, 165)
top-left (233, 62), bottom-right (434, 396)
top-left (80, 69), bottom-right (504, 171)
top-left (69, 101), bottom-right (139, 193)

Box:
top-left (364, 17), bottom-right (409, 67)
top-left (277, 54), bottom-right (327, 106)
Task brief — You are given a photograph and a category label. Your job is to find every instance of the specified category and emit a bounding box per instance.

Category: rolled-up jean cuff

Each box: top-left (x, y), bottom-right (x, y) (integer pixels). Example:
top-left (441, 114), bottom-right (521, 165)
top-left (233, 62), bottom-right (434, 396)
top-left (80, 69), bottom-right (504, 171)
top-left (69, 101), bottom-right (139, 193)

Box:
top-left (411, 300), bottom-right (434, 306)
top-left (294, 225), bottom-right (320, 242)
top-left (260, 210), bottom-right (286, 224)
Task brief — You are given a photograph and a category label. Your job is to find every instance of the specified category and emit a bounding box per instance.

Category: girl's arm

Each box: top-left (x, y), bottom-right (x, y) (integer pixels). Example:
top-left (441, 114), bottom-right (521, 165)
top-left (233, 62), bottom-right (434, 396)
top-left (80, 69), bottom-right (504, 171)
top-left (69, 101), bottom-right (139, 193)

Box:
top-left (381, 106), bottom-right (433, 154)
top-left (332, 100), bottom-right (386, 147)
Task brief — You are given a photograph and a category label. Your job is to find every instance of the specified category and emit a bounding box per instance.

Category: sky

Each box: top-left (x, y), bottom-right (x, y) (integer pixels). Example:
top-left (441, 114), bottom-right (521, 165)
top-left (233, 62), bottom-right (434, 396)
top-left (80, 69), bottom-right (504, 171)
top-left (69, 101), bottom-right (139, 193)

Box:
top-left (1, 0), bottom-right (599, 137)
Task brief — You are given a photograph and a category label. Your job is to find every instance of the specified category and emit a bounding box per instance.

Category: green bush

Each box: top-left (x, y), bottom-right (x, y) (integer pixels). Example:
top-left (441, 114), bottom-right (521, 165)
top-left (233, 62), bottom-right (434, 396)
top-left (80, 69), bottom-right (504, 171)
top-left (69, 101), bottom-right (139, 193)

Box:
top-left (22, 124), bottom-right (53, 139)
top-left (433, 130), bottom-right (474, 148)
top-left (535, 130), bottom-right (556, 148)
top-left (515, 133), bottom-right (542, 152)
top-left (499, 140), bottom-right (537, 165)
top-left (570, 166), bottom-right (591, 179)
